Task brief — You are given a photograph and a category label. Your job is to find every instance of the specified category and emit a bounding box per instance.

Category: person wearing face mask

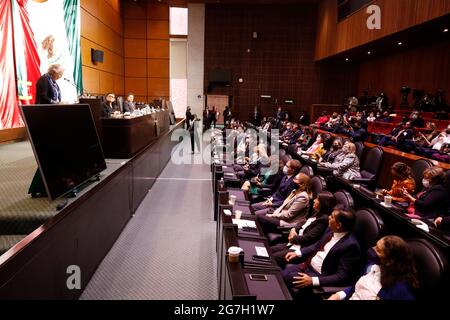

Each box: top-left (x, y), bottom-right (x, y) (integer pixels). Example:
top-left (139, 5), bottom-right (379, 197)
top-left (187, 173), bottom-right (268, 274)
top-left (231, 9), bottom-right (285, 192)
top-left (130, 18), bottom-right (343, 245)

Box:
top-left (318, 142), bottom-right (361, 180)
top-left (402, 166), bottom-right (449, 219)
top-left (256, 173), bottom-right (312, 236)
top-left (270, 192), bottom-right (337, 267)
top-left (377, 162), bottom-right (415, 203)
top-left (302, 134), bottom-right (326, 160)
top-left (346, 120), bottom-right (368, 143)
top-left (321, 139), bottom-right (343, 164)
top-left (242, 156), bottom-right (286, 198)
top-left (251, 160), bottom-right (302, 214)
top-left (328, 236), bottom-right (418, 300)
top-left (410, 111), bottom-right (425, 128)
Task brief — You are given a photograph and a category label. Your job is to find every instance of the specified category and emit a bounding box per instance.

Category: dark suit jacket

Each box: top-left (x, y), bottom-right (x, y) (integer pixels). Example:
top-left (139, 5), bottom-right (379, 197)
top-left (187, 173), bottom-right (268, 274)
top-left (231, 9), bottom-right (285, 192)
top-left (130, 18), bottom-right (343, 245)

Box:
top-left (291, 214), bottom-right (328, 247)
top-left (271, 175), bottom-right (295, 208)
top-left (302, 229), bottom-right (361, 287)
top-left (123, 101), bottom-right (135, 113)
top-left (415, 184), bottom-right (449, 219)
top-left (101, 102), bottom-right (116, 118)
top-left (36, 74), bottom-right (61, 104)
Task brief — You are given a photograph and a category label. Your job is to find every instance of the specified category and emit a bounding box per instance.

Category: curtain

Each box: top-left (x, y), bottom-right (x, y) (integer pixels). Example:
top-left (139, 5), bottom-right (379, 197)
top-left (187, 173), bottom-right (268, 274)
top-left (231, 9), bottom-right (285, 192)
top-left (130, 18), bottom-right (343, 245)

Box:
top-left (63, 0), bottom-right (83, 95)
top-left (13, 0), bottom-right (41, 106)
top-left (0, 0), bottom-right (21, 129)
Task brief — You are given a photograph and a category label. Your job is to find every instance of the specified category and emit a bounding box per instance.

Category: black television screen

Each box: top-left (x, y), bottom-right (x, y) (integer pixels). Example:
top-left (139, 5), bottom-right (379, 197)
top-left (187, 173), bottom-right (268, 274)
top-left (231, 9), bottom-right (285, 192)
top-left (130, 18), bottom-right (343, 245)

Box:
top-left (21, 104), bottom-right (107, 200)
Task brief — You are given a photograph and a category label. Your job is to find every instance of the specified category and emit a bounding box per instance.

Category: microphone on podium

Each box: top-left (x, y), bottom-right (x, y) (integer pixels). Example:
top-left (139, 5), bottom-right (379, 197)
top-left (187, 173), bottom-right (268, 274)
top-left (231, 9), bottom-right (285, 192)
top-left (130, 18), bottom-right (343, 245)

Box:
top-left (63, 78), bottom-right (90, 97)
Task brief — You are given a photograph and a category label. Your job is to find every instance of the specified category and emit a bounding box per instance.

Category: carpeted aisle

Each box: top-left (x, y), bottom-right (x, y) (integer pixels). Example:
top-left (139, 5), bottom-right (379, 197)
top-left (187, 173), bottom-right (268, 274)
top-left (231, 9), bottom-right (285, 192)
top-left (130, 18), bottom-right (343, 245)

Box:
top-left (80, 150), bottom-right (217, 300)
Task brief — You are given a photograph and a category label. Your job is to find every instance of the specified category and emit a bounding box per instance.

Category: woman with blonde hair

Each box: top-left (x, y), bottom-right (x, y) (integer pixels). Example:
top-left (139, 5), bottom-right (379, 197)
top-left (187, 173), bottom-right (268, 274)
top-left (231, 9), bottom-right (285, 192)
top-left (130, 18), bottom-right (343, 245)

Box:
top-left (319, 141), bottom-right (361, 180)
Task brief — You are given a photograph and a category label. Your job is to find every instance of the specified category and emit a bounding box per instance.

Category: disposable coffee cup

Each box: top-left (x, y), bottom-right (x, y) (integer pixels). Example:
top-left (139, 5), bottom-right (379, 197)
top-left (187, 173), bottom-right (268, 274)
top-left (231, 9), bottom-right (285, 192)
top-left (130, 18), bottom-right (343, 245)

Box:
top-left (235, 210), bottom-right (242, 220)
top-left (229, 195), bottom-right (237, 205)
top-left (384, 195), bottom-right (392, 207)
top-left (228, 246), bottom-right (242, 263)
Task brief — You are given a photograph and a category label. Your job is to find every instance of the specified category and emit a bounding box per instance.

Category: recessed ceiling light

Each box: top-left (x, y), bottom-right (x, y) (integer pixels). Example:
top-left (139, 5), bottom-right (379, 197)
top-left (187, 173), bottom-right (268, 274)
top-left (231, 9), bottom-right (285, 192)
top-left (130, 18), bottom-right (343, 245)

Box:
top-left (367, 51), bottom-right (372, 55)
top-left (345, 58), bottom-right (349, 61)
top-left (398, 42), bottom-right (403, 46)
top-left (444, 28), bottom-right (449, 33)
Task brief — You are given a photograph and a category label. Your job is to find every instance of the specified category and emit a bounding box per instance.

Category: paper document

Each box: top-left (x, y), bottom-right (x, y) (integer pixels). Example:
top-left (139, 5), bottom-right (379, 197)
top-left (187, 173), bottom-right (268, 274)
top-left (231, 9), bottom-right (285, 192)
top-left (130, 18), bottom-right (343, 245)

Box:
top-left (232, 219), bottom-right (257, 229)
top-left (255, 246), bottom-right (269, 257)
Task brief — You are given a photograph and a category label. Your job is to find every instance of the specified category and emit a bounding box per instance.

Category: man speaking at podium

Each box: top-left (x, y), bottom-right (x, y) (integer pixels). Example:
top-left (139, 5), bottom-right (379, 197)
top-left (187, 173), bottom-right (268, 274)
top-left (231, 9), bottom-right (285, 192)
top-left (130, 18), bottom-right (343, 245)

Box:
top-left (35, 64), bottom-right (64, 104)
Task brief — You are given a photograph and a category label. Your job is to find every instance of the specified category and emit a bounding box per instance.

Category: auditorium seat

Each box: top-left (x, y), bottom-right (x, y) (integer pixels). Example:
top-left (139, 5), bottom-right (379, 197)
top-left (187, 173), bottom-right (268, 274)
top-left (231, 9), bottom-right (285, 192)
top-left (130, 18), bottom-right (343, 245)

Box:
top-left (311, 176), bottom-right (327, 198)
top-left (300, 165), bottom-right (314, 178)
top-left (411, 159), bottom-right (433, 192)
top-left (334, 190), bottom-right (354, 209)
top-left (350, 146), bottom-right (384, 190)
top-left (355, 142), bottom-right (364, 161)
top-left (407, 238), bottom-right (449, 300)
top-left (353, 208), bottom-right (385, 252)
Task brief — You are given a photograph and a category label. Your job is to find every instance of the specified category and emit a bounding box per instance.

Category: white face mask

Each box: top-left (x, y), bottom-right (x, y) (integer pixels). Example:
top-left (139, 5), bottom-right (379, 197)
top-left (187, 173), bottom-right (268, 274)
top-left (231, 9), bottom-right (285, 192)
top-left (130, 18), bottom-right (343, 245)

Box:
top-left (283, 165), bottom-right (289, 175)
top-left (422, 179), bottom-right (430, 188)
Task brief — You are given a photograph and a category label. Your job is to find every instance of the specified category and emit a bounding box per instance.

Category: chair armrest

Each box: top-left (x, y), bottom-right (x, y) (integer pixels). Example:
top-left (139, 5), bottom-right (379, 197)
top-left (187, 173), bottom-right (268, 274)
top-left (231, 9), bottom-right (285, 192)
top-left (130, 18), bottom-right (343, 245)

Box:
top-left (350, 177), bottom-right (373, 185)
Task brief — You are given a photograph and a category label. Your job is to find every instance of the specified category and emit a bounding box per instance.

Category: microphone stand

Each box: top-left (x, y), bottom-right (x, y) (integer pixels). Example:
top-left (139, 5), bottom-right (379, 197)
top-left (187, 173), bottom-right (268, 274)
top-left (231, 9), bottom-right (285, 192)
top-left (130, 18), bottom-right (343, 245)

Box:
top-left (64, 78), bottom-right (91, 99)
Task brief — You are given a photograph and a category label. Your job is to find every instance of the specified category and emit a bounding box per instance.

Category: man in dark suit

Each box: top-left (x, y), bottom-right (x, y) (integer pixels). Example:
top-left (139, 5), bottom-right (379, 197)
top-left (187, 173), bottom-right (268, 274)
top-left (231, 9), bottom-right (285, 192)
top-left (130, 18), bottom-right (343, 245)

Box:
top-left (185, 106), bottom-right (193, 130)
top-left (251, 160), bottom-right (302, 214)
top-left (35, 64), bottom-right (64, 104)
top-left (282, 207), bottom-right (361, 300)
top-left (123, 93), bottom-right (136, 113)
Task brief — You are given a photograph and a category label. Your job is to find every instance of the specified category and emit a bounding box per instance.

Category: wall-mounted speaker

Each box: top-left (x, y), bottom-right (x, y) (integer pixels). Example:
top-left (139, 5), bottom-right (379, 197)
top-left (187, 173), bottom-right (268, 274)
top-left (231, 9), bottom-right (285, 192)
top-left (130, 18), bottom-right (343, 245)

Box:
top-left (91, 49), bottom-right (104, 64)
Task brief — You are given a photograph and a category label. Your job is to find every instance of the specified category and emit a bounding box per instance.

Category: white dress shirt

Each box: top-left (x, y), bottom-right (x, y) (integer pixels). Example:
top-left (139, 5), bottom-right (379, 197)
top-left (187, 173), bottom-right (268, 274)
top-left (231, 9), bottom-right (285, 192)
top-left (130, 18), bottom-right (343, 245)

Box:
top-left (310, 232), bottom-right (348, 286)
top-left (337, 264), bottom-right (382, 300)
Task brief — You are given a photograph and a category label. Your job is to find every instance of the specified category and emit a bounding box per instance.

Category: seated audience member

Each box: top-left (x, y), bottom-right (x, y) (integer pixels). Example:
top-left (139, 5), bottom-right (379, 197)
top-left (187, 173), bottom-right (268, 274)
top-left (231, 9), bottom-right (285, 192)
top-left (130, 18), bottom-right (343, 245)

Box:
top-left (320, 139), bottom-right (343, 163)
top-left (403, 122), bottom-right (439, 152)
top-left (242, 156), bottom-right (285, 196)
top-left (282, 208), bottom-right (361, 299)
top-left (378, 111), bottom-right (391, 123)
top-left (302, 134), bottom-right (326, 160)
top-left (123, 93), bottom-right (136, 113)
top-left (346, 120), bottom-right (368, 143)
top-left (322, 113), bottom-right (340, 131)
top-left (379, 121), bottom-right (414, 149)
top-left (431, 143), bottom-right (450, 163)
top-left (271, 192), bottom-right (337, 267)
top-left (313, 112), bottom-right (330, 127)
top-left (296, 128), bottom-right (313, 150)
top-left (318, 142), bottom-right (361, 180)
top-left (251, 160), bottom-right (302, 213)
top-left (377, 162), bottom-right (415, 203)
top-left (257, 173), bottom-right (311, 234)
top-left (328, 236), bottom-right (418, 300)
top-left (403, 166), bottom-right (449, 219)
top-left (367, 112), bottom-right (376, 122)
top-left (101, 92), bottom-right (117, 118)
top-left (280, 122), bottom-right (292, 139)
top-left (410, 111), bottom-right (425, 128)
top-left (415, 126), bottom-right (450, 158)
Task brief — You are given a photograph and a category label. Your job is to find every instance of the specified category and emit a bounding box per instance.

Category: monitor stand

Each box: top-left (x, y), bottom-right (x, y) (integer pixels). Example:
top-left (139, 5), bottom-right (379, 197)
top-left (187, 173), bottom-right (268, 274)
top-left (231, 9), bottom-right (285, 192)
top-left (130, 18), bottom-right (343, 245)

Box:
top-left (66, 175), bottom-right (101, 198)
top-left (28, 169), bottom-right (47, 198)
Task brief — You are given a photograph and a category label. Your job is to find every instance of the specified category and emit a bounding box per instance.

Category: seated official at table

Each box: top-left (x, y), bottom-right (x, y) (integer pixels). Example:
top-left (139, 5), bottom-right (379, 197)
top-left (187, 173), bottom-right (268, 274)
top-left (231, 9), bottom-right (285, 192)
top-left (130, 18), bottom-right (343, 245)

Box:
top-left (282, 207), bottom-right (361, 299)
top-left (270, 192), bottom-right (337, 267)
top-left (101, 93), bottom-right (118, 118)
top-left (36, 64), bottom-right (64, 104)
top-left (328, 236), bottom-right (418, 300)
top-left (377, 162), bottom-right (415, 203)
top-left (256, 173), bottom-right (311, 235)
top-left (123, 93), bottom-right (136, 113)
top-left (403, 166), bottom-right (449, 219)
top-left (251, 160), bottom-right (302, 214)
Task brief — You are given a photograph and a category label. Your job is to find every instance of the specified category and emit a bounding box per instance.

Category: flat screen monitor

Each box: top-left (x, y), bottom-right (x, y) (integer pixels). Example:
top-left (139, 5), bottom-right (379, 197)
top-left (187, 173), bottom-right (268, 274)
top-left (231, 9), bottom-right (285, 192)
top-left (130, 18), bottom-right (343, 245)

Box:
top-left (21, 104), bottom-right (107, 200)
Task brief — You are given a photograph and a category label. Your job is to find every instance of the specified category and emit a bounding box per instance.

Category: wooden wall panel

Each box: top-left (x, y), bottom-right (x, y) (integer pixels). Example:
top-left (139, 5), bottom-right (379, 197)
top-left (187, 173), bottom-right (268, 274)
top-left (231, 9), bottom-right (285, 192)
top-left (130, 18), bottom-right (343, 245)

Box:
top-left (81, 0), bottom-right (124, 96)
top-left (124, 39), bottom-right (148, 58)
top-left (124, 19), bottom-right (147, 39)
top-left (125, 58), bottom-right (148, 78)
top-left (147, 59), bottom-right (170, 78)
top-left (123, 1), bottom-right (170, 101)
top-left (357, 40), bottom-right (450, 108)
top-left (316, 0), bottom-right (450, 60)
top-left (205, 4), bottom-right (357, 122)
